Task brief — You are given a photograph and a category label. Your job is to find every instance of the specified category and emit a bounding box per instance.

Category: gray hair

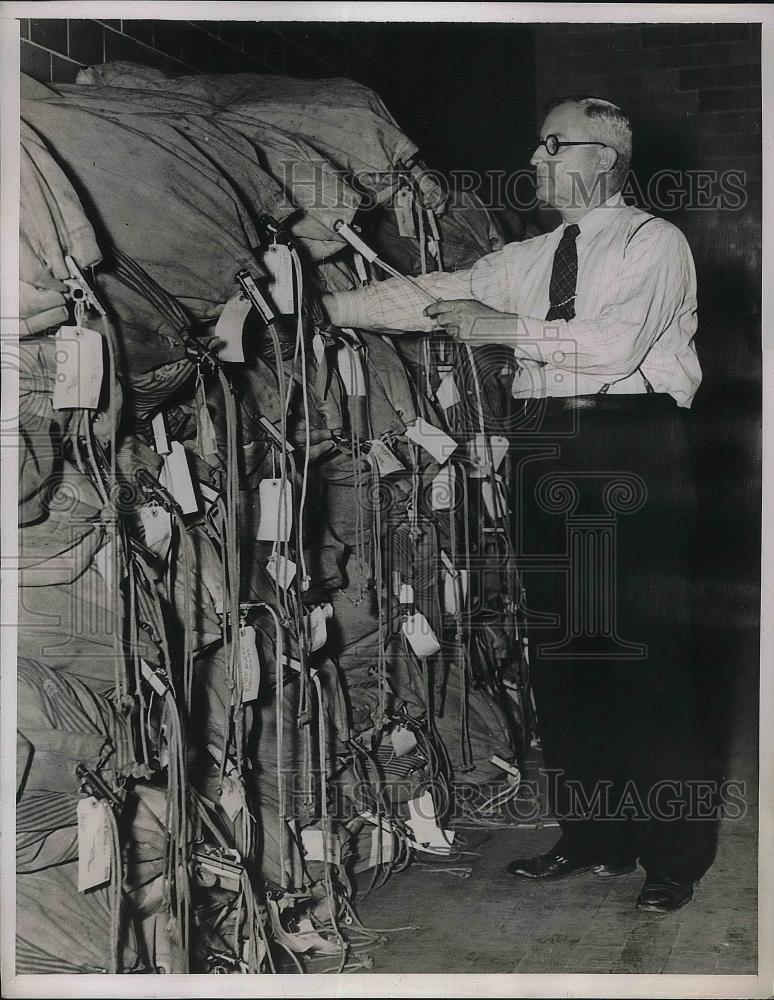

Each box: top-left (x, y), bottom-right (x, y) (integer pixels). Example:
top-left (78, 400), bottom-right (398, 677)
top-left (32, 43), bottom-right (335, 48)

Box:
top-left (546, 96), bottom-right (633, 191)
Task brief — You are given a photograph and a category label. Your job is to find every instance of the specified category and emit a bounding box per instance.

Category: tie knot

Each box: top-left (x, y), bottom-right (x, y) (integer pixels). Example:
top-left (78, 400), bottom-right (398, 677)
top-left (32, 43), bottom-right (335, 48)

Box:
top-left (562, 223), bottom-right (580, 243)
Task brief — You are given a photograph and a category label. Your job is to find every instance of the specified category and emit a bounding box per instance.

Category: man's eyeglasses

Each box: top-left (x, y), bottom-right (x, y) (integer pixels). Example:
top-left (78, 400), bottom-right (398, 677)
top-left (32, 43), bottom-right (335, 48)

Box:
top-left (536, 134), bottom-right (612, 157)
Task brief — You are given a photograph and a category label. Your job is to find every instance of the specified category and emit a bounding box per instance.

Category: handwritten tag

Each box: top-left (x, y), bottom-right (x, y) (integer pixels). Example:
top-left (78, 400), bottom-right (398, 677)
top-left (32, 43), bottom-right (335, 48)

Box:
top-left (393, 186), bottom-right (417, 238)
top-left (220, 774), bottom-right (246, 821)
top-left (151, 412), bottom-right (171, 456)
top-left (240, 625), bottom-right (261, 702)
top-left (267, 551), bottom-right (297, 589)
top-left (52, 326), bottom-right (103, 410)
top-left (367, 439), bottom-right (406, 476)
top-left (391, 724), bottom-right (418, 758)
top-left (402, 611), bottom-right (441, 659)
top-left (407, 791), bottom-right (455, 854)
top-left (398, 582), bottom-right (414, 604)
top-left (405, 417), bottom-right (457, 465)
top-left (139, 504), bottom-right (172, 560)
top-left (264, 243), bottom-right (295, 315)
top-left (256, 479), bottom-right (293, 542)
top-left (215, 292), bottom-right (252, 363)
top-left (301, 827), bottom-right (341, 865)
top-left (431, 466), bottom-right (454, 511)
top-left (160, 441), bottom-right (199, 514)
top-left (435, 370), bottom-right (460, 411)
top-left (77, 797), bottom-right (111, 891)
top-left (305, 604), bottom-right (332, 653)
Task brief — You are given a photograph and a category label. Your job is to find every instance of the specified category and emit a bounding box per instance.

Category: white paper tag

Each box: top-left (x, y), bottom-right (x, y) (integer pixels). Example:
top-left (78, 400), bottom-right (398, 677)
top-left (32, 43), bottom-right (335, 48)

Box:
top-left (367, 439), bottom-right (406, 476)
top-left (368, 827), bottom-right (396, 868)
top-left (263, 243), bottom-right (295, 315)
top-left (405, 417), bottom-right (457, 465)
top-left (312, 332), bottom-right (326, 365)
top-left (196, 395), bottom-right (219, 458)
top-left (443, 569), bottom-right (469, 615)
top-left (220, 774), bottom-right (246, 821)
top-left (240, 625), bottom-right (261, 702)
top-left (482, 475), bottom-right (510, 520)
top-left (160, 441), bottom-right (200, 514)
top-left (489, 435), bottom-right (510, 472)
top-left (393, 186), bottom-right (417, 238)
top-left (435, 370), bottom-right (461, 410)
top-left (336, 343), bottom-right (367, 396)
top-left (391, 724), bottom-right (418, 758)
top-left (301, 827), bottom-right (341, 865)
top-left (431, 466), bottom-right (454, 511)
top-left (77, 796), bottom-right (112, 891)
top-left (256, 479), bottom-right (293, 542)
top-left (52, 326), bottom-right (103, 410)
top-left (398, 582), bottom-right (414, 604)
top-left (353, 251), bottom-right (369, 286)
top-left (215, 292), bottom-right (252, 363)
top-left (468, 433), bottom-right (491, 478)
top-left (305, 604), bottom-right (332, 653)
top-left (150, 412), bottom-right (171, 456)
top-left (402, 611), bottom-right (442, 659)
top-left (139, 504), bottom-right (172, 560)
top-left (407, 792), bottom-right (455, 854)
top-left (267, 551), bottom-right (297, 589)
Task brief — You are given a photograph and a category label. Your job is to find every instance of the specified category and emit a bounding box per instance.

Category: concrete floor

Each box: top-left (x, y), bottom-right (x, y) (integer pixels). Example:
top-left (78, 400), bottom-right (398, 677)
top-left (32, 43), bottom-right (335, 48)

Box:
top-left (353, 625), bottom-right (759, 976)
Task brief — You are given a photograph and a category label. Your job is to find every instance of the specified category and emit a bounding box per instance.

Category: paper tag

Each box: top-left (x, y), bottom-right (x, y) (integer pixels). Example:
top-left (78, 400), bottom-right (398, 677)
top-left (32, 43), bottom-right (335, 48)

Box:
top-left (140, 658), bottom-right (169, 698)
top-left (151, 412), bottom-right (171, 456)
top-left (407, 791), bottom-right (455, 854)
top-left (94, 534), bottom-right (113, 597)
top-left (489, 435), bottom-right (510, 471)
top-left (393, 186), bottom-right (417, 238)
top-left (405, 417), bottom-right (457, 465)
top-left (443, 569), bottom-right (469, 615)
top-left (431, 467), bottom-right (454, 511)
top-left (196, 394), bottom-right (219, 458)
top-left (305, 604), bottom-right (332, 653)
top-left (391, 724), bottom-right (418, 758)
top-left (435, 370), bottom-right (461, 411)
top-left (77, 797), bottom-right (112, 891)
top-left (353, 252), bottom-right (369, 286)
top-left (398, 583), bottom-right (414, 604)
top-left (215, 292), bottom-right (252, 363)
top-left (402, 611), bottom-right (441, 659)
top-left (301, 827), bottom-right (341, 865)
top-left (256, 479), bottom-right (293, 542)
top-left (263, 243), bottom-right (296, 315)
top-left (468, 433), bottom-right (491, 478)
top-left (267, 551), bottom-right (297, 589)
top-left (52, 326), bottom-right (103, 410)
top-left (367, 439), bottom-right (406, 476)
top-left (337, 343), bottom-right (367, 396)
top-left (240, 625), bottom-right (261, 702)
top-left (312, 332), bottom-right (326, 365)
top-left (160, 441), bottom-right (200, 514)
top-left (139, 504), bottom-right (172, 560)
top-left (220, 774), bottom-right (246, 821)
top-left (482, 475), bottom-right (510, 521)
top-left (368, 827), bottom-right (396, 868)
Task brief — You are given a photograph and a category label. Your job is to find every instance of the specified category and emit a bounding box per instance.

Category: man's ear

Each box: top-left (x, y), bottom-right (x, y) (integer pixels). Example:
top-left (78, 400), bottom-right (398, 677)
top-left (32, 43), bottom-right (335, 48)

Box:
top-left (599, 146), bottom-right (618, 173)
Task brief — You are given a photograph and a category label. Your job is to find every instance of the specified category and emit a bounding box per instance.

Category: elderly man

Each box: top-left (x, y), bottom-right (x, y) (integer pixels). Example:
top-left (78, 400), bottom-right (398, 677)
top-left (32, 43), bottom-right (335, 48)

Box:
top-left (324, 96), bottom-right (704, 913)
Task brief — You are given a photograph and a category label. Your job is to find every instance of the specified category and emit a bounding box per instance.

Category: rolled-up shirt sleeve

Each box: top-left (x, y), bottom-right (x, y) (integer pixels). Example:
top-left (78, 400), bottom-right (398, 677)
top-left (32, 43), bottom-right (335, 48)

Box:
top-left (324, 268), bottom-right (475, 333)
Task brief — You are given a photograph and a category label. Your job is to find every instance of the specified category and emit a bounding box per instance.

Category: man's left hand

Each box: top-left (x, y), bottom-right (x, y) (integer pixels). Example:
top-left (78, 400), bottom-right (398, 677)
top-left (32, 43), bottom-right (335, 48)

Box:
top-left (424, 299), bottom-right (508, 341)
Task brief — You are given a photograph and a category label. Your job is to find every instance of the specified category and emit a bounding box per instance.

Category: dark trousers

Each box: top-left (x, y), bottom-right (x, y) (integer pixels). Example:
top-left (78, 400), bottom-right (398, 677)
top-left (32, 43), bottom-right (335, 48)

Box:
top-left (513, 395), bottom-right (707, 879)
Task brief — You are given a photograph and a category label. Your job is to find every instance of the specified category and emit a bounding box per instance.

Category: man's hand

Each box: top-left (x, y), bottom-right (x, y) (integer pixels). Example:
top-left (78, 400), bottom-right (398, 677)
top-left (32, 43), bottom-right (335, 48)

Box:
top-left (423, 299), bottom-right (511, 342)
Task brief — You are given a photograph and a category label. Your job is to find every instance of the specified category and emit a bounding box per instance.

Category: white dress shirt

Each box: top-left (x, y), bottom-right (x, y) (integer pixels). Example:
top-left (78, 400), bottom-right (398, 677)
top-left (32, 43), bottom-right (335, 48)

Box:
top-left (326, 193), bottom-right (702, 407)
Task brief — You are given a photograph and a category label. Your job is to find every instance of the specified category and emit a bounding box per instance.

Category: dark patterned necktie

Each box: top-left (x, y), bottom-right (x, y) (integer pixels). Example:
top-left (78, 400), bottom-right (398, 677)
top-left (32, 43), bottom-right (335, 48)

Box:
top-left (546, 223), bottom-right (580, 321)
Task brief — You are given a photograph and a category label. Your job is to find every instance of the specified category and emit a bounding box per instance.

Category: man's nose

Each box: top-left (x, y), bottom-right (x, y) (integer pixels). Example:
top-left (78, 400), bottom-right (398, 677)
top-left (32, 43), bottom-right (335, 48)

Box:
top-left (530, 144), bottom-right (546, 168)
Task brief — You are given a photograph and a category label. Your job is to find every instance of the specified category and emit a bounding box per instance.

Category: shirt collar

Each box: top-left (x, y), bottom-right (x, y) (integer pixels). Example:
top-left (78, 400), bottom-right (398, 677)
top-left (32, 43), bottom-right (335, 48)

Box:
top-left (561, 190), bottom-right (627, 241)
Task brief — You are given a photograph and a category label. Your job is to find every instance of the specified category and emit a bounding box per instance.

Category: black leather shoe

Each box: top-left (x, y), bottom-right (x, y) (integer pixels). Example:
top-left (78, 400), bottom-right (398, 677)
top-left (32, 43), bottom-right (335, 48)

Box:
top-left (637, 873), bottom-right (694, 913)
top-left (506, 851), bottom-right (635, 881)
